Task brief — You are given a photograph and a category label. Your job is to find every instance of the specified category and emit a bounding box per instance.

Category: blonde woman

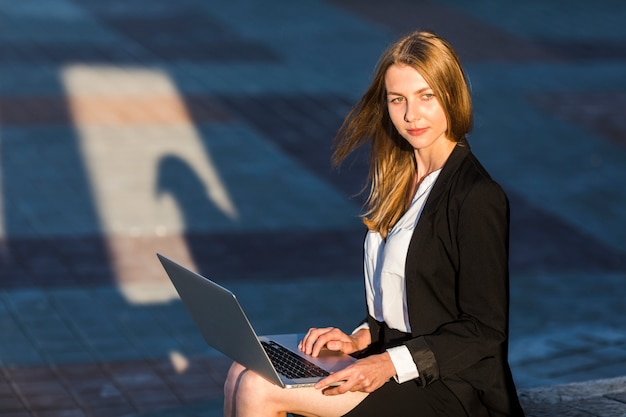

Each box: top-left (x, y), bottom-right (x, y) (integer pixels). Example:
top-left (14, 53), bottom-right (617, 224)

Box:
top-left (224, 30), bottom-right (525, 417)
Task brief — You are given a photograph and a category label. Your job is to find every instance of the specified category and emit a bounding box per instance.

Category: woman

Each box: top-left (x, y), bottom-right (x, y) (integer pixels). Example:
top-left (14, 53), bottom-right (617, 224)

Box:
top-left (224, 30), bottom-right (525, 417)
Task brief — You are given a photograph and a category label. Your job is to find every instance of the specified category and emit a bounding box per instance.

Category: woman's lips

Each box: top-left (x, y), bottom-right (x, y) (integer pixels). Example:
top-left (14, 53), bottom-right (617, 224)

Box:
top-left (407, 127), bottom-right (428, 136)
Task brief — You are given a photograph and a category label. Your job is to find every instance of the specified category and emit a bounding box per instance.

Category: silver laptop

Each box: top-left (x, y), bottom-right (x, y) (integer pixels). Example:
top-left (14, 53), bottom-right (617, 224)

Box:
top-left (157, 253), bottom-right (356, 388)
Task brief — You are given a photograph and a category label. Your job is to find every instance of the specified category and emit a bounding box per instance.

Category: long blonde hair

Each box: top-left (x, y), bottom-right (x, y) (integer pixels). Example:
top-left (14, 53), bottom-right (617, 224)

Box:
top-left (332, 31), bottom-right (473, 238)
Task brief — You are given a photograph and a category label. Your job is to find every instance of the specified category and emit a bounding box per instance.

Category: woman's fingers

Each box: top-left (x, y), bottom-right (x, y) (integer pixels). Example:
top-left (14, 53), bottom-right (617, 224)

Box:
top-left (298, 327), bottom-right (331, 354)
top-left (298, 327), bottom-right (351, 356)
top-left (315, 353), bottom-right (395, 396)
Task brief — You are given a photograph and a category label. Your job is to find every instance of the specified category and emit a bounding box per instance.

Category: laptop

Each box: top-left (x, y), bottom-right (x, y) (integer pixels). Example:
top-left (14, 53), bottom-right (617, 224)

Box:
top-left (157, 253), bottom-right (356, 388)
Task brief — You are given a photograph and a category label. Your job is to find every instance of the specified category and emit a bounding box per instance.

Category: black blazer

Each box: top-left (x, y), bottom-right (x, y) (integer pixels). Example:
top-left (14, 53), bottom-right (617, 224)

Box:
top-left (368, 142), bottom-right (525, 416)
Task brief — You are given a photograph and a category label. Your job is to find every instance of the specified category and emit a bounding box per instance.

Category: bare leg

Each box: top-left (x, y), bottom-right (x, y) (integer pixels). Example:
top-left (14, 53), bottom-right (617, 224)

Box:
top-left (224, 362), bottom-right (368, 417)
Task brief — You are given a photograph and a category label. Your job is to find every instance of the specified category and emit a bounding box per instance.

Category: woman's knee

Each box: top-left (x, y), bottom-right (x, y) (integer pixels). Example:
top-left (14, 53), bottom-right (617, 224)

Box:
top-left (238, 367), bottom-right (275, 399)
top-left (224, 362), bottom-right (245, 397)
top-left (224, 362), bottom-right (277, 405)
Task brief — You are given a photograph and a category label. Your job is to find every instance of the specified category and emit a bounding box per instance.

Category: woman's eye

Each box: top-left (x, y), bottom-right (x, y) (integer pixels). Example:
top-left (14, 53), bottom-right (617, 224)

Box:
top-left (390, 96), bottom-right (404, 103)
top-left (422, 93), bottom-right (435, 101)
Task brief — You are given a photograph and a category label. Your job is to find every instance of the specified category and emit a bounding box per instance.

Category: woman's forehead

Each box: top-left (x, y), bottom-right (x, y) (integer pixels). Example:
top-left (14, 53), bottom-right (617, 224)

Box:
top-left (384, 64), bottom-right (431, 92)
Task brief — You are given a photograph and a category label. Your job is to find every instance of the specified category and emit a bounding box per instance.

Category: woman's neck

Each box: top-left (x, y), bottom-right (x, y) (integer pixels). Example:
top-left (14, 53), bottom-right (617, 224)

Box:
top-left (413, 139), bottom-right (456, 182)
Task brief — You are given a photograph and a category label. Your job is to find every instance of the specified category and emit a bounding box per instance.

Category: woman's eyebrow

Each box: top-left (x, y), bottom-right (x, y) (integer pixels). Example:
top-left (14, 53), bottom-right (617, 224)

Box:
top-left (386, 87), bottom-right (432, 96)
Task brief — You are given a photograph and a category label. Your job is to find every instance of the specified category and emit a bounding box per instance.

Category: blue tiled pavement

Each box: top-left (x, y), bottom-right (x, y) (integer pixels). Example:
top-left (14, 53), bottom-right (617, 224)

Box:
top-left (1, 1), bottom-right (625, 416)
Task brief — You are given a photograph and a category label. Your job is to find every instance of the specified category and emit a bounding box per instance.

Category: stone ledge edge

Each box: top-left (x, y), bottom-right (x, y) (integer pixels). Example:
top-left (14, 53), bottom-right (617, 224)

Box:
top-left (518, 376), bottom-right (626, 405)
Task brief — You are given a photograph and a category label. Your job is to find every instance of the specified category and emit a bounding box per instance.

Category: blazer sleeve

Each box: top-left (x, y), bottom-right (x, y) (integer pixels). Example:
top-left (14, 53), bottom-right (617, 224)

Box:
top-left (405, 177), bottom-right (511, 386)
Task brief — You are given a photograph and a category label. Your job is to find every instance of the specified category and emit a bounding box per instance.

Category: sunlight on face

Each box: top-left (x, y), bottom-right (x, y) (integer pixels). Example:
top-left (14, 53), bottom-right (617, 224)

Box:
top-left (385, 64), bottom-right (449, 153)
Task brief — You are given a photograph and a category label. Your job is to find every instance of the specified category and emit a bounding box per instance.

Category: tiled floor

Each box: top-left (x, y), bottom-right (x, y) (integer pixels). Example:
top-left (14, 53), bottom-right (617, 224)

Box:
top-left (1, 0), bottom-right (625, 416)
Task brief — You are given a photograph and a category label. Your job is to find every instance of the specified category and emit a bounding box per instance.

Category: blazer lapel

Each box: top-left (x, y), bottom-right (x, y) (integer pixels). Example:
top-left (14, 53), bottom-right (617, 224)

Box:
top-left (419, 141), bottom-right (469, 219)
top-left (406, 141), bottom-right (469, 267)
top-left (405, 140), bottom-right (470, 324)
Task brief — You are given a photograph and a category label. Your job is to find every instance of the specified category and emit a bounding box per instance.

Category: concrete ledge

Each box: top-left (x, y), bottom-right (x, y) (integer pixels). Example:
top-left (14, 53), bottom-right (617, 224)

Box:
top-left (123, 377), bottom-right (626, 417)
top-left (519, 376), bottom-right (626, 416)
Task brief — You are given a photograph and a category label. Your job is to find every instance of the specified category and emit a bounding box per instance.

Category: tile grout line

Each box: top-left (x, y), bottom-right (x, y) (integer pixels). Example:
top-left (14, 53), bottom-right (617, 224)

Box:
top-left (0, 362), bottom-right (34, 417)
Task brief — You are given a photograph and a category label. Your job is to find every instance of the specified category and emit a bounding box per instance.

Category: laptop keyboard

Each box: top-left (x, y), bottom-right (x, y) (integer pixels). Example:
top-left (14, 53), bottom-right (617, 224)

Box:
top-left (261, 340), bottom-right (330, 379)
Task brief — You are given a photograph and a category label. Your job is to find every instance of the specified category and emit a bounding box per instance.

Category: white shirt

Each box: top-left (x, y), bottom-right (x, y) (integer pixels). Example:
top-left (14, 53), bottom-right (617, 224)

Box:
top-left (362, 169), bottom-right (440, 383)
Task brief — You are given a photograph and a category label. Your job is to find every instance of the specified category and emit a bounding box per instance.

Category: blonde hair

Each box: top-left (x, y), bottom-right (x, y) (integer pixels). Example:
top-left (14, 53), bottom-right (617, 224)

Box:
top-left (332, 31), bottom-right (473, 238)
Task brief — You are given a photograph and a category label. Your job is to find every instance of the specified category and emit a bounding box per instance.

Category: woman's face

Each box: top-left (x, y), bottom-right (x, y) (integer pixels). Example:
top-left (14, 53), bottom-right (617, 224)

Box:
top-left (385, 64), bottom-right (449, 152)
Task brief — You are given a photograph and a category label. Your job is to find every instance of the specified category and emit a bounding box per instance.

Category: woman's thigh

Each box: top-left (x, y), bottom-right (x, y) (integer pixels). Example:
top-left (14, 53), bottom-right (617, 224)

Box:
top-left (341, 380), bottom-right (467, 417)
top-left (225, 363), bottom-right (369, 417)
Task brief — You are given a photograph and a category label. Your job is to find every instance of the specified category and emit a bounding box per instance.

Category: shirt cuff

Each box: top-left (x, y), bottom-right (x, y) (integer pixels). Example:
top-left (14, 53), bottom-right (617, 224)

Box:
top-left (351, 322), bottom-right (370, 334)
top-left (387, 345), bottom-right (419, 383)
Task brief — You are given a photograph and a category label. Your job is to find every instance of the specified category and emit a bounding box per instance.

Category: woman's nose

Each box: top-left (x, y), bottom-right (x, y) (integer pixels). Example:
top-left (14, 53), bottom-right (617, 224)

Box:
top-left (404, 102), bottom-right (419, 122)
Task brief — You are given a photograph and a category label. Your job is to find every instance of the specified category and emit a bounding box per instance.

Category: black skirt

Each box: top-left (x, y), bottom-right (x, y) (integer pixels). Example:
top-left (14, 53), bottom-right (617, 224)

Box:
top-left (342, 322), bottom-right (468, 417)
top-left (342, 378), bottom-right (467, 417)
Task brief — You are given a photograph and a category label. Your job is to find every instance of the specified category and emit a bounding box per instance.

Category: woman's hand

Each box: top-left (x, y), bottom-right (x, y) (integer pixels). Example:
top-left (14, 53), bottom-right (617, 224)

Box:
top-left (299, 327), bottom-right (371, 357)
top-left (315, 352), bottom-right (396, 395)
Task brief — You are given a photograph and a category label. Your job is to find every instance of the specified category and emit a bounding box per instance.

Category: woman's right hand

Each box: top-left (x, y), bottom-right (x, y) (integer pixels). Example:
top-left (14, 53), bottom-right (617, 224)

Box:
top-left (298, 327), bottom-right (371, 357)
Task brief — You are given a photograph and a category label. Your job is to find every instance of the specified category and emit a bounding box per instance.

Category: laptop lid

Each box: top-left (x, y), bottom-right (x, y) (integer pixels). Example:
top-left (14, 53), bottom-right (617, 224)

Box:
top-left (156, 253), bottom-right (355, 388)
